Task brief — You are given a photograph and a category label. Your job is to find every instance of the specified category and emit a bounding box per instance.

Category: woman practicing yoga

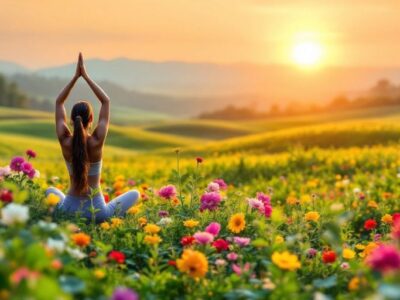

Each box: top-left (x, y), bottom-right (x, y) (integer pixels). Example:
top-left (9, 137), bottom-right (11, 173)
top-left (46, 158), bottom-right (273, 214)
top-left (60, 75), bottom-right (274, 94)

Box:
top-left (46, 53), bottom-right (139, 222)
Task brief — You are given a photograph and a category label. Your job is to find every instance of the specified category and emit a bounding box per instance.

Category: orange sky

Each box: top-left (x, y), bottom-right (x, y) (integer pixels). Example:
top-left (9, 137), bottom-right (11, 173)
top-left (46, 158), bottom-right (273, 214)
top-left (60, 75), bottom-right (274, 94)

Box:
top-left (1, 0), bottom-right (400, 68)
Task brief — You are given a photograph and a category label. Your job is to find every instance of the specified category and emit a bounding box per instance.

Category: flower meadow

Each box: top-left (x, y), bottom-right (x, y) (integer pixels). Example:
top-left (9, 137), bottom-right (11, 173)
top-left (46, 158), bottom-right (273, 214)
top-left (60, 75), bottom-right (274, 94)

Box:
top-left (0, 147), bottom-right (400, 300)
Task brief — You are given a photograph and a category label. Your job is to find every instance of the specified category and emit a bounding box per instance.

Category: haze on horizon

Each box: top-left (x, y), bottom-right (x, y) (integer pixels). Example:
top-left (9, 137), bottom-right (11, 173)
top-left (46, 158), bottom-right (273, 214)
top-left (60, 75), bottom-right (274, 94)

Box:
top-left (1, 0), bottom-right (400, 69)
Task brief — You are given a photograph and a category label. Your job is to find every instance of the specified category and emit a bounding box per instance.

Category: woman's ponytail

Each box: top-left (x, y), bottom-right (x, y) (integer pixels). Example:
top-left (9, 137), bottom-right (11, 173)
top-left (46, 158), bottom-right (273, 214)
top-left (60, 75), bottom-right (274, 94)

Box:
top-left (72, 115), bottom-right (89, 194)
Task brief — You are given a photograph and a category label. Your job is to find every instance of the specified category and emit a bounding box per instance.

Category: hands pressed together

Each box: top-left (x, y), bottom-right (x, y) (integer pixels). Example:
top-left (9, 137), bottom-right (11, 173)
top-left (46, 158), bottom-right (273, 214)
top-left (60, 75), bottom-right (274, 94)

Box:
top-left (74, 52), bottom-right (89, 80)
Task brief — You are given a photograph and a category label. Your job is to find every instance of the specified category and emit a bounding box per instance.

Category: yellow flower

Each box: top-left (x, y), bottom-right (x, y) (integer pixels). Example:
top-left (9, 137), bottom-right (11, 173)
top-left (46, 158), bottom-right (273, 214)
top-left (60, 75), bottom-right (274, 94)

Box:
top-left (367, 201), bottom-right (378, 209)
top-left (183, 219), bottom-right (199, 228)
top-left (228, 213), bottom-right (246, 233)
top-left (71, 232), bottom-right (91, 248)
top-left (110, 217), bottom-right (123, 228)
top-left (271, 251), bottom-right (301, 271)
top-left (348, 276), bottom-right (367, 291)
top-left (94, 269), bottom-right (106, 279)
top-left (144, 235), bottom-right (162, 245)
top-left (381, 214), bottom-right (393, 224)
top-left (100, 222), bottom-right (110, 230)
top-left (46, 193), bottom-right (60, 206)
top-left (355, 244), bottom-right (365, 250)
top-left (127, 205), bottom-right (141, 215)
top-left (114, 175), bottom-right (125, 182)
top-left (113, 181), bottom-right (125, 190)
top-left (359, 242), bottom-right (378, 258)
top-left (274, 235), bottom-right (284, 244)
top-left (176, 249), bottom-right (208, 278)
top-left (300, 195), bottom-right (311, 204)
top-left (304, 211), bottom-right (320, 222)
top-left (342, 248), bottom-right (355, 260)
top-left (144, 224), bottom-right (161, 234)
top-left (138, 217), bottom-right (147, 226)
top-left (286, 196), bottom-right (298, 205)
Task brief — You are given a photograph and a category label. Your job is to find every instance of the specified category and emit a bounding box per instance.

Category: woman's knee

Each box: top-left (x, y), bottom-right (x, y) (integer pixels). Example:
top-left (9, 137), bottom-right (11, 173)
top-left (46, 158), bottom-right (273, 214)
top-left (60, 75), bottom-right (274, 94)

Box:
top-left (45, 187), bottom-right (58, 196)
top-left (125, 190), bottom-right (140, 204)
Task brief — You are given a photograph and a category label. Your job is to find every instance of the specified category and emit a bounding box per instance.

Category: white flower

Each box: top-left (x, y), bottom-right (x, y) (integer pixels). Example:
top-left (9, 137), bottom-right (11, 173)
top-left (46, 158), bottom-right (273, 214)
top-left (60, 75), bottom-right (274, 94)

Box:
top-left (34, 170), bottom-right (40, 178)
top-left (157, 217), bottom-right (173, 226)
top-left (47, 238), bottom-right (66, 252)
top-left (207, 182), bottom-right (220, 192)
top-left (353, 188), bottom-right (361, 194)
top-left (1, 203), bottom-right (29, 225)
top-left (38, 220), bottom-right (58, 230)
top-left (66, 247), bottom-right (86, 260)
top-left (215, 259), bottom-right (227, 266)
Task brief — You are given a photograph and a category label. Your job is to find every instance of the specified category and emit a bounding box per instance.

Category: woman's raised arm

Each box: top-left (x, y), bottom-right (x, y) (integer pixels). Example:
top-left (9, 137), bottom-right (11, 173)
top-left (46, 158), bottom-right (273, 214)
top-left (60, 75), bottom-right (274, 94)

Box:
top-left (55, 54), bottom-right (81, 142)
top-left (79, 54), bottom-right (110, 144)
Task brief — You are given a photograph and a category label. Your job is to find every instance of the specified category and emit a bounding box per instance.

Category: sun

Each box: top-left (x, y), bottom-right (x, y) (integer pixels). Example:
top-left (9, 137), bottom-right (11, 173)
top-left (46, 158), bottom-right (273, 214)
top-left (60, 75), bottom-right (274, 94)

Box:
top-left (291, 41), bottom-right (323, 67)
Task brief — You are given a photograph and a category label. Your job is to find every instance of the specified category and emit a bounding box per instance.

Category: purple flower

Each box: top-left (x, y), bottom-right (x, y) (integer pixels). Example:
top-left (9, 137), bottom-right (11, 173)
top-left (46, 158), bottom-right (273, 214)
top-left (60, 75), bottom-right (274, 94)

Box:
top-left (26, 149), bottom-right (36, 159)
top-left (205, 222), bottom-right (221, 236)
top-left (157, 185), bottom-right (177, 199)
top-left (193, 232), bottom-right (214, 245)
top-left (200, 192), bottom-right (222, 212)
top-left (213, 179), bottom-right (227, 190)
top-left (307, 248), bottom-right (318, 258)
top-left (257, 192), bottom-right (271, 205)
top-left (111, 287), bottom-right (139, 300)
top-left (233, 237), bottom-right (251, 247)
top-left (158, 210), bottom-right (169, 218)
top-left (10, 156), bottom-right (25, 172)
top-left (367, 244), bottom-right (400, 274)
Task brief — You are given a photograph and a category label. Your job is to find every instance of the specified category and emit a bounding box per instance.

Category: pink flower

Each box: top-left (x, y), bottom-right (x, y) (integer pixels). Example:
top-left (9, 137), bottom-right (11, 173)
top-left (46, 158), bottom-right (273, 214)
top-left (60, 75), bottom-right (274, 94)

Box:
top-left (10, 267), bottom-right (40, 285)
top-left (367, 244), bottom-right (400, 273)
top-left (26, 149), bottom-right (36, 159)
top-left (227, 252), bottom-right (238, 261)
top-left (158, 185), bottom-right (177, 199)
top-left (232, 263), bottom-right (251, 276)
top-left (213, 179), bottom-right (227, 190)
top-left (207, 182), bottom-right (220, 192)
top-left (341, 262), bottom-right (350, 270)
top-left (193, 232), bottom-right (214, 245)
top-left (200, 192), bottom-right (222, 211)
top-left (21, 162), bottom-right (33, 174)
top-left (391, 218), bottom-right (400, 240)
top-left (10, 156), bottom-right (25, 172)
top-left (0, 166), bottom-right (11, 177)
top-left (233, 237), bottom-right (251, 247)
top-left (247, 198), bottom-right (264, 212)
top-left (205, 222), bottom-right (221, 236)
top-left (264, 204), bottom-right (273, 218)
top-left (257, 192), bottom-right (271, 205)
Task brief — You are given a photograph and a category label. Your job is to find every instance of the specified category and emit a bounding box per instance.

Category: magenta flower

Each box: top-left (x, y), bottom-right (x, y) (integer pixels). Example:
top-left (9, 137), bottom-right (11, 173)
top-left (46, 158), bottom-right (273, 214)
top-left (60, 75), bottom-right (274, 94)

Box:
top-left (392, 218), bottom-right (400, 240)
top-left (257, 192), bottom-right (271, 205)
top-left (213, 179), bottom-right (228, 190)
top-left (10, 156), bottom-right (25, 172)
top-left (193, 232), bottom-right (214, 245)
top-left (367, 244), bottom-right (400, 274)
top-left (158, 185), bottom-right (177, 199)
top-left (205, 222), bottom-right (221, 236)
top-left (233, 237), bottom-right (251, 247)
top-left (307, 248), bottom-right (318, 258)
top-left (200, 192), bottom-right (222, 211)
top-left (158, 210), bottom-right (169, 217)
top-left (26, 149), bottom-right (36, 159)
top-left (227, 252), bottom-right (238, 261)
top-left (21, 162), bottom-right (33, 174)
top-left (264, 204), bottom-right (273, 218)
top-left (111, 287), bottom-right (139, 300)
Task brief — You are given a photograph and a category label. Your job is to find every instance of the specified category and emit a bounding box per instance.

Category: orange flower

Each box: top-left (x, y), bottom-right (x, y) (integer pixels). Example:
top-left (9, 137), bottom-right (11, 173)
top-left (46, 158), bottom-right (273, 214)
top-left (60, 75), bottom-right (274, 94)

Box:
top-left (71, 232), bottom-right (91, 247)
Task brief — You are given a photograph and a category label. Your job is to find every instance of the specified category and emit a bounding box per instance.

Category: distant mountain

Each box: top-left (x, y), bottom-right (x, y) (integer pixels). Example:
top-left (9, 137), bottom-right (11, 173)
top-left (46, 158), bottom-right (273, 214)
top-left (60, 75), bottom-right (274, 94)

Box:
top-left (0, 60), bottom-right (29, 75)
top-left (3, 58), bottom-right (400, 116)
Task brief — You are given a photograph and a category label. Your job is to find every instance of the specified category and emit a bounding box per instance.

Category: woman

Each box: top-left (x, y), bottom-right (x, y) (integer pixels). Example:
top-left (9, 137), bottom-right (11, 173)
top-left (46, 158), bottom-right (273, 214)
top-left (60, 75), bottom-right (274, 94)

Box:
top-left (46, 53), bottom-right (139, 223)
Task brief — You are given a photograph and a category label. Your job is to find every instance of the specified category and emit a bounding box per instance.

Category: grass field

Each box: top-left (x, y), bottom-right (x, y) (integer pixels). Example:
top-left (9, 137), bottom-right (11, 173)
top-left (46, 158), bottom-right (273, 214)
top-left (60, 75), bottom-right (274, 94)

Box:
top-left (1, 105), bottom-right (400, 299)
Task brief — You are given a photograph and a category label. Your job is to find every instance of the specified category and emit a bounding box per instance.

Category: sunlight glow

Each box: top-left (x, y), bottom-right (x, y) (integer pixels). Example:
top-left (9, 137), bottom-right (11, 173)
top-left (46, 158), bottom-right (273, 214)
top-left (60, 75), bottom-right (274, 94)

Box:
top-left (292, 41), bottom-right (323, 67)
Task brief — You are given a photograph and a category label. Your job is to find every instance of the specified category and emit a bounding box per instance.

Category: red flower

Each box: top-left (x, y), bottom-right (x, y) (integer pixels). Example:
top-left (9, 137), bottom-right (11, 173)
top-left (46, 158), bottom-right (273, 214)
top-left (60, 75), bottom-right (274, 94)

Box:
top-left (212, 239), bottom-right (229, 253)
top-left (103, 194), bottom-right (110, 203)
top-left (322, 250), bottom-right (336, 264)
top-left (26, 149), bottom-right (37, 159)
top-left (180, 236), bottom-right (196, 247)
top-left (364, 219), bottom-right (377, 230)
top-left (108, 250), bottom-right (125, 264)
top-left (0, 189), bottom-right (13, 203)
top-left (196, 157), bottom-right (203, 164)
top-left (168, 260), bottom-right (177, 267)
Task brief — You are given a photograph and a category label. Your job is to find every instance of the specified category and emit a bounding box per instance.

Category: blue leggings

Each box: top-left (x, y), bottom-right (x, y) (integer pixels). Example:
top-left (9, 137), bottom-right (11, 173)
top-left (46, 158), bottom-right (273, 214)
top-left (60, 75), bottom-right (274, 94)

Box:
top-left (45, 187), bottom-right (140, 223)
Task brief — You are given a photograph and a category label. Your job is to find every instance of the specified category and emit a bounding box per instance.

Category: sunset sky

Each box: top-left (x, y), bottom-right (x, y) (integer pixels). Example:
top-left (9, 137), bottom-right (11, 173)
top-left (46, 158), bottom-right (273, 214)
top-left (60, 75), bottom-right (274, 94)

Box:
top-left (1, 0), bottom-right (400, 69)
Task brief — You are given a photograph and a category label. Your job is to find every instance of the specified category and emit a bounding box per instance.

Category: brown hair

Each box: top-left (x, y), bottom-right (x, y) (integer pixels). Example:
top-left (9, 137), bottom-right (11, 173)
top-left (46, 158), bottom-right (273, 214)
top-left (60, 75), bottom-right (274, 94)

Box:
top-left (70, 101), bottom-right (93, 194)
